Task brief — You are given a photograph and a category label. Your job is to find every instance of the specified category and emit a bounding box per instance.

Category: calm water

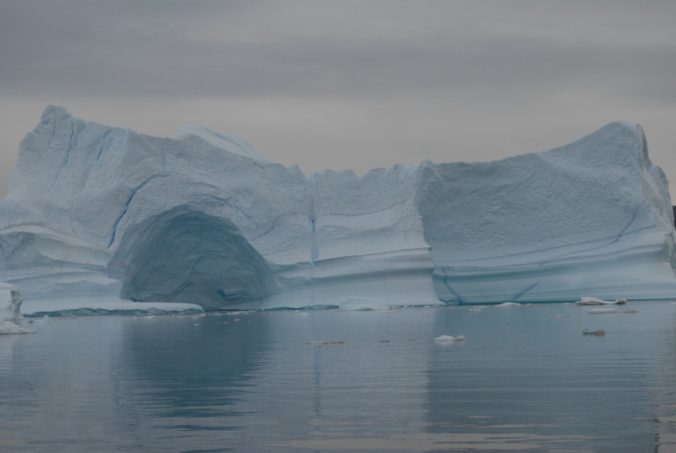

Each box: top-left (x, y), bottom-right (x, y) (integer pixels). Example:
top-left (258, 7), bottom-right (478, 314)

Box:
top-left (1, 302), bottom-right (675, 452)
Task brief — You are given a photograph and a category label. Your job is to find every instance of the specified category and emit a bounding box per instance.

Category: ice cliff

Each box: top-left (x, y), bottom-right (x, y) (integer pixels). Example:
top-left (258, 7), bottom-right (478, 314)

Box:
top-left (0, 106), bottom-right (674, 311)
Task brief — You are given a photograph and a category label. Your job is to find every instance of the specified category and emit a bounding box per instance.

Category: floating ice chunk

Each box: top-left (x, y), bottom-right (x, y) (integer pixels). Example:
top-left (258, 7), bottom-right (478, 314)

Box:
top-left (0, 320), bottom-right (30, 335)
top-left (0, 282), bottom-right (23, 321)
top-left (434, 335), bottom-right (466, 345)
top-left (577, 297), bottom-right (627, 306)
top-left (304, 340), bottom-right (345, 346)
top-left (583, 329), bottom-right (606, 336)
top-left (496, 302), bottom-right (521, 308)
top-left (577, 297), bottom-right (606, 305)
top-left (224, 311), bottom-right (249, 316)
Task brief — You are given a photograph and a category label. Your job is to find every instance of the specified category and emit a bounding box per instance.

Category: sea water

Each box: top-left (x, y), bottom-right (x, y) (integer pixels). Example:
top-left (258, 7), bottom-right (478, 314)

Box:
top-left (1, 302), bottom-right (675, 452)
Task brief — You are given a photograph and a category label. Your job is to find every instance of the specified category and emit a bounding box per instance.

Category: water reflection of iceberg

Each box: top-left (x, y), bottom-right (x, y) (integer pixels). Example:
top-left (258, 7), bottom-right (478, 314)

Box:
top-left (120, 314), bottom-right (270, 419)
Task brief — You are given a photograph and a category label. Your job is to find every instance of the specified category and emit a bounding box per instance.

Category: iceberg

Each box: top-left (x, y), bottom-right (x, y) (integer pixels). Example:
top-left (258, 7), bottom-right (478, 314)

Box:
top-left (0, 106), bottom-right (675, 312)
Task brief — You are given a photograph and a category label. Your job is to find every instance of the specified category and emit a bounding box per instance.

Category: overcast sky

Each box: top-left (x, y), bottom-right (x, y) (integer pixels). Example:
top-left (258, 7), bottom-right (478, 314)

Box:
top-left (1, 0), bottom-right (676, 198)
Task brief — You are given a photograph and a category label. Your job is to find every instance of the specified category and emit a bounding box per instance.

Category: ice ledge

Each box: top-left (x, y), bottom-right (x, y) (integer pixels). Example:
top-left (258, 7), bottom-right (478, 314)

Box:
top-left (21, 297), bottom-right (204, 318)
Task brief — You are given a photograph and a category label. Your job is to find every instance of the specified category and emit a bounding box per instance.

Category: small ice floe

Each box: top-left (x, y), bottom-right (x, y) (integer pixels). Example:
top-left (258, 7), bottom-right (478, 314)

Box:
top-left (224, 311), bottom-right (248, 316)
top-left (576, 296), bottom-right (627, 306)
top-left (434, 335), bottom-right (466, 345)
top-left (468, 306), bottom-right (483, 312)
top-left (1, 282), bottom-right (23, 321)
top-left (583, 329), bottom-right (606, 336)
top-left (0, 320), bottom-right (30, 335)
top-left (304, 340), bottom-right (345, 347)
top-left (496, 302), bottom-right (521, 308)
top-left (0, 283), bottom-right (29, 334)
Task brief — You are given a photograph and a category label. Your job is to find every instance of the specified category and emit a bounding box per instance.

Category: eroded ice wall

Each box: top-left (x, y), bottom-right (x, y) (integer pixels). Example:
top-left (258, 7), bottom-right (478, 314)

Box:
top-left (418, 122), bottom-right (676, 303)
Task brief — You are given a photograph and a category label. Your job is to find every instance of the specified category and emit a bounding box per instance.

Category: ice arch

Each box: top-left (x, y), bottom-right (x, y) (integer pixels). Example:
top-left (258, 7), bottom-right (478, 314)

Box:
top-left (109, 207), bottom-right (276, 309)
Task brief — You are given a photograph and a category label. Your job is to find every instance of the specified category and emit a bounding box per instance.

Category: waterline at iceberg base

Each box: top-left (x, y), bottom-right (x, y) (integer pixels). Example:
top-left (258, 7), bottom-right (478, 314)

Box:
top-left (0, 105), bottom-right (675, 314)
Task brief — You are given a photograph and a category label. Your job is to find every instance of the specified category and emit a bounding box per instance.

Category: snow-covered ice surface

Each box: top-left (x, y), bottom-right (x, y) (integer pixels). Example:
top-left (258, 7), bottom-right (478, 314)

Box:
top-left (0, 106), bottom-right (675, 313)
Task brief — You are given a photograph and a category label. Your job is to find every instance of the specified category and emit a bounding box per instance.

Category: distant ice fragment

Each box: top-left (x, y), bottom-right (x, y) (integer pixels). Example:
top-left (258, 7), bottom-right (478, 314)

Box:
top-left (496, 302), bottom-right (521, 308)
top-left (577, 297), bottom-right (627, 306)
top-left (583, 329), bottom-right (606, 336)
top-left (0, 320), bottom-right (30, 335)
top-left (434, 335), bottom-right (466, 345)
top-left (0, 282), bottom-right (23, 321)
top-left (224, 311), bottom-right (249, 316)
top-left (304, 340), bottom-right (345, 346)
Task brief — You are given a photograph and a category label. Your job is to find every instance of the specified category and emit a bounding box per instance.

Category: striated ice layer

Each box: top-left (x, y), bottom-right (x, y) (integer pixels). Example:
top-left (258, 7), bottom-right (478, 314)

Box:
top-left (19, 297), bottom-right (203, 317)
top-left (0, 106), bottom-right (674, 312)
top-left (418, 122), bottom-right (676, 304)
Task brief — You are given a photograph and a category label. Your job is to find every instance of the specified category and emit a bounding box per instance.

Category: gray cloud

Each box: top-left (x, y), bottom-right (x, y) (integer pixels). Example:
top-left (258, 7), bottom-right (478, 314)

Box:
top-left (1, 0), bottom-right (676, 197)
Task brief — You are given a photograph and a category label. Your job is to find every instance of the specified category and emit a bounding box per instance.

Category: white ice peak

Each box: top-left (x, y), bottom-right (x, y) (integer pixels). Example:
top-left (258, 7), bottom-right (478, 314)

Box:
top-left (176, 124), bottom-right (265, 162)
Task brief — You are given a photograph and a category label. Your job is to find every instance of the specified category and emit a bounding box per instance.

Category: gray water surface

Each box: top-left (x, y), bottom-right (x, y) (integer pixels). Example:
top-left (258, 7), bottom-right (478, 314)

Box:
top-left (1, 302), bottom-right (675, 452)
